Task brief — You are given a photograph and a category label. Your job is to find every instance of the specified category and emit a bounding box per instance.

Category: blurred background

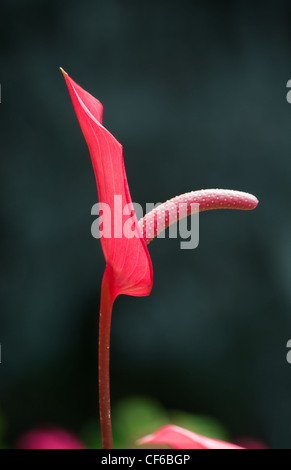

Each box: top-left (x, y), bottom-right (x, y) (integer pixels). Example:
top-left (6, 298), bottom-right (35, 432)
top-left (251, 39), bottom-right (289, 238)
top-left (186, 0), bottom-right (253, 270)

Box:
top-left (1, 0), bottom-right (291, 449)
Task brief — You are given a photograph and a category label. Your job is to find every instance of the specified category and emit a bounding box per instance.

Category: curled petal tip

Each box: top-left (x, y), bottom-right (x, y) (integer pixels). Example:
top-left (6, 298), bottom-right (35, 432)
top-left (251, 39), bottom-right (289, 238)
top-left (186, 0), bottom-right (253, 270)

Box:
top-left (59, 67), bottom-right (67, 77)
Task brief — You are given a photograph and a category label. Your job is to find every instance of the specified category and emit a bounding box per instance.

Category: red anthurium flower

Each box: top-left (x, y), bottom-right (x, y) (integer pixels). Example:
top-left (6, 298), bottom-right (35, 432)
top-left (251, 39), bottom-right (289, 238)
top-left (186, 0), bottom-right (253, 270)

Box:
top-left (17, 427), bottom-right (85, 450)
top-left (139, 425), bottom-right (243, 450)
top-left (61, 70), bottom-right (258, 449)
top-left (61, 69), bottom-right (153, 449)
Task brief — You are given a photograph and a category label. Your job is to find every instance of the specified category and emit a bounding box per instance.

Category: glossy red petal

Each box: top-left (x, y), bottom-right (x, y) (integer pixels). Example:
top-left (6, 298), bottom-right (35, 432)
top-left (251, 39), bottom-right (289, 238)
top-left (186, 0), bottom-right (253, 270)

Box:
top-left (61, 70), bottom-right (153, 300)
top-left (139, 425), bottom-right (244, 450)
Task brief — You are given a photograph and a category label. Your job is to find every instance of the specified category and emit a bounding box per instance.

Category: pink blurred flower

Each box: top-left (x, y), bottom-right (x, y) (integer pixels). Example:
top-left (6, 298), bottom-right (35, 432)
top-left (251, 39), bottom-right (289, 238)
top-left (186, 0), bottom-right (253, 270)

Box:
top-left (139, 425), bottom-right (243, 450)
top-left (17, 427), bottom-right (85, 450)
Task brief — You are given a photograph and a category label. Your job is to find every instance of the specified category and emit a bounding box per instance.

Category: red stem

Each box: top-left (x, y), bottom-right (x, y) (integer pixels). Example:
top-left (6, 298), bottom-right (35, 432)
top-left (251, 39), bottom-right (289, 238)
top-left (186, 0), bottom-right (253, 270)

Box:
top-left (98, 266), bottom-right (114, 449)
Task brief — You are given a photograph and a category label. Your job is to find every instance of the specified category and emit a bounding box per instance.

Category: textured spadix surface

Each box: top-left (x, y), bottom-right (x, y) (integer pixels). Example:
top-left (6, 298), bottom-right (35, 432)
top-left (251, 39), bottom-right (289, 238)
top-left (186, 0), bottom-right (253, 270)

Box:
top-left (139, 189), bottom-right (258, 244)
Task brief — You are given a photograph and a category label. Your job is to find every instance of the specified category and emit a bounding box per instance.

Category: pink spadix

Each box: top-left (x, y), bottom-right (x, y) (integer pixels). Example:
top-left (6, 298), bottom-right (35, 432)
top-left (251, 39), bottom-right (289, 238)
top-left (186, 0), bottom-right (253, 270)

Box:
top-left (139, 189), bottom-right (258, 244)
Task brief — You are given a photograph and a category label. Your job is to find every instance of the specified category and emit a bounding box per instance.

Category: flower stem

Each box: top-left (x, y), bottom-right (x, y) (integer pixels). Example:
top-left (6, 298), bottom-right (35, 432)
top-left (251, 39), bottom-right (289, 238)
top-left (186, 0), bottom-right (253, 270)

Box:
top-left (98, 267), bottom-right (114, 449)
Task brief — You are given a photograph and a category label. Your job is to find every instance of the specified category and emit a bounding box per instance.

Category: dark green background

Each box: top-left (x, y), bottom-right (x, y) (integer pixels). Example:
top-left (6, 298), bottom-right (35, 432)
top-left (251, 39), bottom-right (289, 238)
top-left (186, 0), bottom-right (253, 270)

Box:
top-left (1, 0), bottom-right (291, 448)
